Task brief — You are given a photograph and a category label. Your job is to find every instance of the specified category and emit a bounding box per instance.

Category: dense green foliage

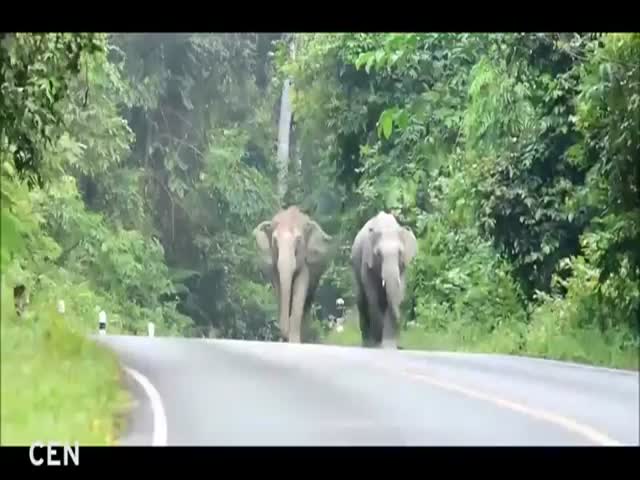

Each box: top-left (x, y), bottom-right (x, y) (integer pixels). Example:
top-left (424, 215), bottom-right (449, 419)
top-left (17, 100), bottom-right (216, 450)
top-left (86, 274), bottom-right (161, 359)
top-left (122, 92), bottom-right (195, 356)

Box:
top-left (1, 32), bottom-right (283, 444)
top-left (2, 32), bottom-right (638, 390)
top-left (1, 33), bottom-right (133, 445)
top-left (281, 33), bottom-right (639, 367)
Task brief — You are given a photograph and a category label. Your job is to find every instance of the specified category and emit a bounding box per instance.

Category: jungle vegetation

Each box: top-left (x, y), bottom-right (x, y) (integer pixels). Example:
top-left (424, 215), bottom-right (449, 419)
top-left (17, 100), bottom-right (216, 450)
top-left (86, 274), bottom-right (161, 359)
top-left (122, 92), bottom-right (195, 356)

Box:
top-left (1, 32), bottom-right (638, 444)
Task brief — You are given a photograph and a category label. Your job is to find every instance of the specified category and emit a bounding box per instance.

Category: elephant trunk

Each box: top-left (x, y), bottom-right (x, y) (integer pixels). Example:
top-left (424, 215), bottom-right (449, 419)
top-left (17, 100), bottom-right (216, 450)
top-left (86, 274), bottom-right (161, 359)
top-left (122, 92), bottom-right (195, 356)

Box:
top-left (381, 257), bottom-right (402, 321)
top-left (277, 244), bottom-right (296, 340)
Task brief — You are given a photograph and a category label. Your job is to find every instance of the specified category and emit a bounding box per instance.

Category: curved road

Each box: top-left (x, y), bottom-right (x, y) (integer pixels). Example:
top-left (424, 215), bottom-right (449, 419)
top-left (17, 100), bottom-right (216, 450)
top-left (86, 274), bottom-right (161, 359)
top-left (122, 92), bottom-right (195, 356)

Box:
top-left (94, 335), bottom-right (639, 446)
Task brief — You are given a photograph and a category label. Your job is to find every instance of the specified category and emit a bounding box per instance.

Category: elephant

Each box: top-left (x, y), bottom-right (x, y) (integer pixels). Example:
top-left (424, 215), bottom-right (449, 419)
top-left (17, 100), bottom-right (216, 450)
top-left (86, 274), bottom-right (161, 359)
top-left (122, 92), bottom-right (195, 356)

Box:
top-left (253, 206), bottom-right (333, 343)
top-left (350, 211), bottom-right (418, 349)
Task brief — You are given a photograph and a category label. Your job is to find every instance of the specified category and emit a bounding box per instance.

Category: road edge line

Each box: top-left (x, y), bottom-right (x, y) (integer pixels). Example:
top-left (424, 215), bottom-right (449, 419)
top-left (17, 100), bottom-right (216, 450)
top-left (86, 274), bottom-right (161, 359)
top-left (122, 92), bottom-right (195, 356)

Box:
top-left (397, 367), bottom-right (624, 446)
top-left (123, 366), bottom-right (168, 447)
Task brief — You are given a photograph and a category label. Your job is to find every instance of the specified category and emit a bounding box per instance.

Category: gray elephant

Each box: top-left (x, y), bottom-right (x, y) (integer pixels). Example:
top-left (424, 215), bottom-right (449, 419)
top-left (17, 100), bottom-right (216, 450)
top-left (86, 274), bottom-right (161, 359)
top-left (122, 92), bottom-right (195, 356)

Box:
top-left (350, 211), bottom-right (418, 349)
top-left (253, 206), bottom-right (333, 343)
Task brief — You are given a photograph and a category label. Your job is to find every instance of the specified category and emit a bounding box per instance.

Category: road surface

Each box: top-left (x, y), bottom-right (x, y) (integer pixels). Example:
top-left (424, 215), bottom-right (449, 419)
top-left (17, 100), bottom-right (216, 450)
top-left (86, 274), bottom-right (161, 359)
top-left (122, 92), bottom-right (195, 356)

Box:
top-left (94, 335), bottom-right (639, 446)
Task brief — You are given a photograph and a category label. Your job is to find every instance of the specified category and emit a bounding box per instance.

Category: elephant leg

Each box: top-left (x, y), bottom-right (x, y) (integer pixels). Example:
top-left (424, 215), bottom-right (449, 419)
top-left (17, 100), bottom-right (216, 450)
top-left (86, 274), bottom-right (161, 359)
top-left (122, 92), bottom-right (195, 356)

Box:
top-left (271, 270), bottom-right (287, 341)
top-left (355, 275), bottom-right (374, 347)
top-left (381, 309), bottom-right (398, 350)
top-left (368, 302), bottom-right (384, 348)
top-left (361, 274), bottom-right (384, 348)
top-left (358, 301), bottom-right (382, 347)
top-left (288, 267), bottom-right (310, 343)
top-left (370, 309), bottom-right (384, 347)
top-left (299, 274), bottom-right (321, 342)
top-left (357, 291), bottom-right (374, 347)
top-left (272, 280), bottom-right (288, 341)
top-left (303, 273), bottom-right (320, 320)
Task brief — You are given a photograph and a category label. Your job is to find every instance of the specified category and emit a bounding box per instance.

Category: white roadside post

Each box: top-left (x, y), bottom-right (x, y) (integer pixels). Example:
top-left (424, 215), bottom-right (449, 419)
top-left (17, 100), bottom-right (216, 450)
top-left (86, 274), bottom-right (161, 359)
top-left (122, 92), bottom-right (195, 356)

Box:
top-left (57, 300), bottom-right (65, 314)
top-left (148, 322), bottom-right (155, 337)
top-left (98, 310), bottom-right (107, 335)
top-left (335, 298), bottom-right (345, 333)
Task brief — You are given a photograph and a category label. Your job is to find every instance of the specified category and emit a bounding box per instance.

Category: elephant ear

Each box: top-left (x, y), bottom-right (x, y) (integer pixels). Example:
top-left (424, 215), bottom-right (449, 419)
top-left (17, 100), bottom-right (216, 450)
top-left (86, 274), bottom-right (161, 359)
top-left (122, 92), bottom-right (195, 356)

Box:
top-left (400, 226), bottom-right (418, 265)
top-left (253, 221), bottom-right (274, 268)
top-left (303, 220), bottom-right (332, 269)
top-left (362, 227), bottom-right (376, 269)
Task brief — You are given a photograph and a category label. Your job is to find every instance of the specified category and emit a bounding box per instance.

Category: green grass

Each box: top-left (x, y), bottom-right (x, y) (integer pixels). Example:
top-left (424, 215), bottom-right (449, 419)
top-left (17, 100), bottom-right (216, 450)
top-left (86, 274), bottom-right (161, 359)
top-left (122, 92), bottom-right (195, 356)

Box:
top-left (522, 315), bottom-right (639, 371)
top-left (321, 309), bottom-right (639, 371)
top-left (322, 309), bottom-right (504, 351)
top-left (0, 280), bottom-right (131, 446)
top-left (322, 315), bottom-right (469, 351)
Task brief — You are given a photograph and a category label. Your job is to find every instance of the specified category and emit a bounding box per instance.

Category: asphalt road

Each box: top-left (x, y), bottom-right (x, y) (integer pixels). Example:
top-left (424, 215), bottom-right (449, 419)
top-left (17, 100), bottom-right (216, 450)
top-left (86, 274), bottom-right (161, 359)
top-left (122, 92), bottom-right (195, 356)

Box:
top-left (94, 335), bottom-right (639, 446)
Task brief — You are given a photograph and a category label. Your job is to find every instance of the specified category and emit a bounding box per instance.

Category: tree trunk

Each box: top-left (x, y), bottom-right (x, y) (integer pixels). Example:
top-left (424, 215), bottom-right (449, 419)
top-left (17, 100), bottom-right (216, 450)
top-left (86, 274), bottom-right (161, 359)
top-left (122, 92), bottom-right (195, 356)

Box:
top-left (276, 39), bottom-right (295, 203)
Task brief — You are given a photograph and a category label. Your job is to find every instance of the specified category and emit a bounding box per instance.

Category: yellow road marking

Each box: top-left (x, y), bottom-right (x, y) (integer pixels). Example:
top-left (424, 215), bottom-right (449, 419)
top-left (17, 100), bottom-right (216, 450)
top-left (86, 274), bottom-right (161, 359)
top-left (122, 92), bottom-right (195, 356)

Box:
top-left (389, 364), bottom-right (624, 446)
top-left (206, 340), bottom-right (627, 446)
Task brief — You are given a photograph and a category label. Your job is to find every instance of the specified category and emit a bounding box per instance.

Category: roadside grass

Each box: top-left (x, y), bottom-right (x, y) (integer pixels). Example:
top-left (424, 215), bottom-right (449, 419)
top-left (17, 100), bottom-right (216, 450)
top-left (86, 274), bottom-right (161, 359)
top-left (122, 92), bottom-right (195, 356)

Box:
top-left (322, 315), bottom-right (470, 351)
top-left (0, 278), bottom-right (131, 446)
top-left (523, 314), bottom-right (639, 371)
top-left (321, 309), bottom-right (639, 371)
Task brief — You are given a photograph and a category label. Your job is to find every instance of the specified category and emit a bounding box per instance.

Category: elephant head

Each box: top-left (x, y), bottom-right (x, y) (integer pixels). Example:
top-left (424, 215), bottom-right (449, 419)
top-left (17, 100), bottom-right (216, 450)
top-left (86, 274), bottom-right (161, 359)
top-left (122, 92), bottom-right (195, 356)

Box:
top-left (352, 211), bottom-right (418, 348)
top-left (253, 206), bottom-right (332, 342)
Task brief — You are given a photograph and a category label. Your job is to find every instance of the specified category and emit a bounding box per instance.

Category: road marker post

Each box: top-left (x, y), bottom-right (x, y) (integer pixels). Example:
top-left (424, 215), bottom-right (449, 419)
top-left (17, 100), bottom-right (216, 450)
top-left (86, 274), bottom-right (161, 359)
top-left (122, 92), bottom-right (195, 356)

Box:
top-left (148, 322), bottom-right (155, 337)
top-left (98, 310), bottom-right (107, 335)
top-left (334, 297), bottom-right (345, 333)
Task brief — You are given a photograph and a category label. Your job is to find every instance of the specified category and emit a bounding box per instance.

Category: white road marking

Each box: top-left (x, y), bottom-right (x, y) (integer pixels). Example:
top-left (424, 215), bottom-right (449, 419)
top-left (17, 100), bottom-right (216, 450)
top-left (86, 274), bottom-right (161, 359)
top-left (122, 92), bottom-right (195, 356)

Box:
top-left (124, 366), bottom-right (168, 446)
